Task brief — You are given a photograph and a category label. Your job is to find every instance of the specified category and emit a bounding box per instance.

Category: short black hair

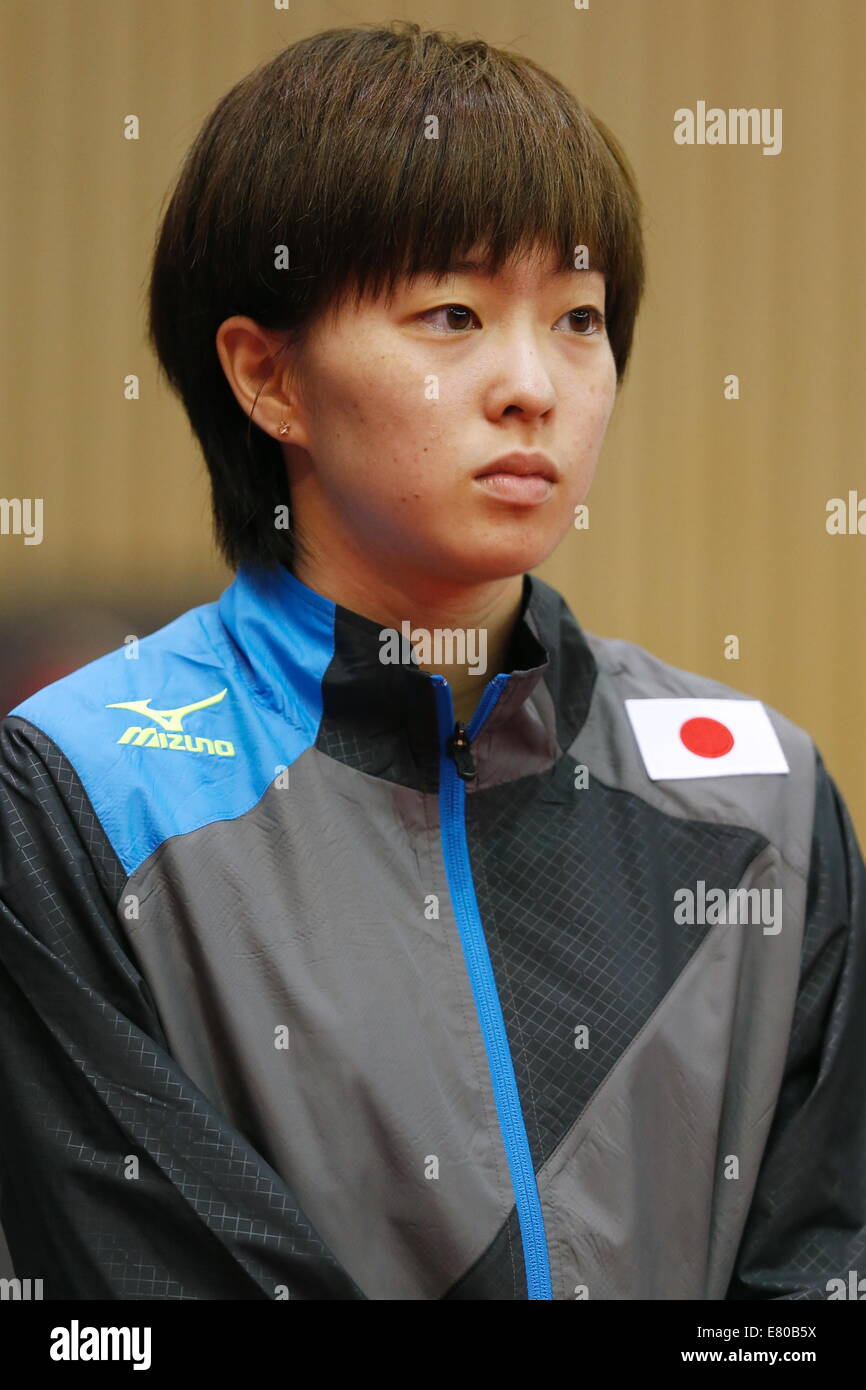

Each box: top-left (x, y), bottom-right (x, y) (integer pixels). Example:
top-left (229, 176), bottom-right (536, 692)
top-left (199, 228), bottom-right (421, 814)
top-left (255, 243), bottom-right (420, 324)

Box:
top-left (147, 20), bottom-right (646, 573)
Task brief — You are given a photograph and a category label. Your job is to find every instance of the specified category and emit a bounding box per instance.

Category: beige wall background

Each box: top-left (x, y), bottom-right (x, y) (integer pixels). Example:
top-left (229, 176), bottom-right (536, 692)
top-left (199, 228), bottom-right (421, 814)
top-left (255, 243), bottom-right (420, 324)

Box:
top-left (1, 0), bottom-right (864, 835)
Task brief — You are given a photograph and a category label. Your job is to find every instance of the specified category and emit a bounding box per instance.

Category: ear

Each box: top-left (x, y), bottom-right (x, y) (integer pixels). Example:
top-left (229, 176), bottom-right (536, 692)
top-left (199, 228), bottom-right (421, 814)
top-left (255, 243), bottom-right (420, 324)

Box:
top-left (214, 316), bottom-right (303, 442)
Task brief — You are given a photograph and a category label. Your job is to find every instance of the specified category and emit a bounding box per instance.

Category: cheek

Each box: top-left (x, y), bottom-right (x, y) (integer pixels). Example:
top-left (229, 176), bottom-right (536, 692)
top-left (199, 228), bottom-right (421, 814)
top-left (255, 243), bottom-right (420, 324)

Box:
top-left (349, 372), bottom-right (455, 488)
top-left (577, 369), bottom-right (617, 443)
top-left (333, 361), bottom-right (432, 449)
top-left (314, 375), bottom-right (444, 507)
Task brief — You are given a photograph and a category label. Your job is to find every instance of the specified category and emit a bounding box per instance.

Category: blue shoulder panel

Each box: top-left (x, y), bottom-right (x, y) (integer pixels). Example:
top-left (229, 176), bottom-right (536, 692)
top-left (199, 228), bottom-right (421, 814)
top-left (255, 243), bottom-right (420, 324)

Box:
top-left (6, 566), bottom-right (336, 880)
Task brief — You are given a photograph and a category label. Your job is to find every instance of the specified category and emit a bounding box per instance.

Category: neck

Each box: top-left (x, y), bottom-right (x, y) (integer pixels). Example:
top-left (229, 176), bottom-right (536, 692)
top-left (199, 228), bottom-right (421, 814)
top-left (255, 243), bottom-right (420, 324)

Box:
top-left (289, 546), bottom-right (525, 727)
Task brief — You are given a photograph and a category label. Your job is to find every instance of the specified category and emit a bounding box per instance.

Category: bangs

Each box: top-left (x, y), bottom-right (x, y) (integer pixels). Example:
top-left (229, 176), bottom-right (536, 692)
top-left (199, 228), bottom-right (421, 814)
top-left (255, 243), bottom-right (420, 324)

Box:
top-left (293, 43), bottom-right (637, 313)
top-left (199, 23), bottom-right (643, 355)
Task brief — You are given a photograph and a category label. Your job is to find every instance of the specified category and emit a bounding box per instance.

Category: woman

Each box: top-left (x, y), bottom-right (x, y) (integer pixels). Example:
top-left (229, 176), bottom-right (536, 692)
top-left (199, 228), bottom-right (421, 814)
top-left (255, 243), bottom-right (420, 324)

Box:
top-left (1, 20), bottom-right (864, 1301)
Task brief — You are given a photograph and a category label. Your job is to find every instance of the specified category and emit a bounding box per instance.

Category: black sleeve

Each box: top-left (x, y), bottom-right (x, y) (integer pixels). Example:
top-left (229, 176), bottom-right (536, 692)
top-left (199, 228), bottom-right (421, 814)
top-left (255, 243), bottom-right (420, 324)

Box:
top-left (726, 748), bottom-right (866, 1299)
top-left (0, 715), bottom-right (363, 1300)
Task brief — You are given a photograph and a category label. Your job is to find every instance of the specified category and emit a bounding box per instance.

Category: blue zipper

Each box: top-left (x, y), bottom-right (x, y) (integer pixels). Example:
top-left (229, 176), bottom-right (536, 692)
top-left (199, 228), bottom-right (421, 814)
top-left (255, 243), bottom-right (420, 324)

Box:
top-left (431, 672), bottom-right (553, 1300)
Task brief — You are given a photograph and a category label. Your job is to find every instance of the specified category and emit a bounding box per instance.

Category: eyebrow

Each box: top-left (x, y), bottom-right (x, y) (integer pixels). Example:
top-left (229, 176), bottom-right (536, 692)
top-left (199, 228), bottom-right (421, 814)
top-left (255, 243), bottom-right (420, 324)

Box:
top-left (443, 259), bottom-right (491, 276)
top-left (434, 259), bottom-right (597, 280)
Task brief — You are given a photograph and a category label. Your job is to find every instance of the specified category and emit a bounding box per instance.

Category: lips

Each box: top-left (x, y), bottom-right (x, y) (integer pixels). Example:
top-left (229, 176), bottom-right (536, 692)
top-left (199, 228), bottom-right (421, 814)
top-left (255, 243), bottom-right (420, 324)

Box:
top-left (474, 451), bottom-right (558, 483)
top-left (474, 473), bottom-right (553, 504)
top-left (472, 451), bottom-right (558, 506)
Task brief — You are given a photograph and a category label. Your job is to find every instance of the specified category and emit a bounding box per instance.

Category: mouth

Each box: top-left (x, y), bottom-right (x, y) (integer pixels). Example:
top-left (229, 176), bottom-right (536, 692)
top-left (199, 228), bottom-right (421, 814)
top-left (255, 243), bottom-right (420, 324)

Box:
top-left (473, 451), bottom-right (558, 506)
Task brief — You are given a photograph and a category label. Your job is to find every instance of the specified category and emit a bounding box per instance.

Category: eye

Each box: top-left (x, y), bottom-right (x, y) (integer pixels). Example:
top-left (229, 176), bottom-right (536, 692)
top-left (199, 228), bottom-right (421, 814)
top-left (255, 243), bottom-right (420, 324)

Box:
top-left (419, 304), bottom-right (480, 332)
top-left (419, 303), bottom-right (606, 335)
top-left (553, 307), bottom-right (606, 336)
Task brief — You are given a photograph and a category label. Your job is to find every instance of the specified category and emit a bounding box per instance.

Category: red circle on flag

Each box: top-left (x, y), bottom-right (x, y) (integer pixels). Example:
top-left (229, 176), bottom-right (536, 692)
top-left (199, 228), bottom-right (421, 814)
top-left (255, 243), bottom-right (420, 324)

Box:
top-left (679, 716), bottom-right (735, 758)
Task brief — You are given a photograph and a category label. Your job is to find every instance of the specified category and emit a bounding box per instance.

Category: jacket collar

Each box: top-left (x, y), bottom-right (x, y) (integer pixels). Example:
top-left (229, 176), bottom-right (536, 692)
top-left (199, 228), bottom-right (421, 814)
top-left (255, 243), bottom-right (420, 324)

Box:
top-left (217, 561), bottom-right (598, 791)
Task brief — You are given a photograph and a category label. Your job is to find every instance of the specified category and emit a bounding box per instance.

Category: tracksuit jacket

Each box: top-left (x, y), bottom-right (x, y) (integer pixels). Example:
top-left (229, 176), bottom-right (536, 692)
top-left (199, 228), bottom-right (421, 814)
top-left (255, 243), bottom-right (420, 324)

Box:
top-left (0, 560), bottom-right (864, 1301)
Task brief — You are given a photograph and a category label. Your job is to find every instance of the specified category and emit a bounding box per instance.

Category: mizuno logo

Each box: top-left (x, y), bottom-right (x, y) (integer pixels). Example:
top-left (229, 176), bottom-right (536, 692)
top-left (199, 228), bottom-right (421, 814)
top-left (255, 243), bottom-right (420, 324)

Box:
top-left (105, 687), bottom-right (235, 757)
top-left (106, 688), bottom-right (228, 731)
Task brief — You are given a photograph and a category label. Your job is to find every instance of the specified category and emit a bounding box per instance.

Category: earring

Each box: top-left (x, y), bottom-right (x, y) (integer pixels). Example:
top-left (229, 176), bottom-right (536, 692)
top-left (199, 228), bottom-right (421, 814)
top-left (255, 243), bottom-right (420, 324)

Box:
top-left (278, 419), bottom-right (290, 436)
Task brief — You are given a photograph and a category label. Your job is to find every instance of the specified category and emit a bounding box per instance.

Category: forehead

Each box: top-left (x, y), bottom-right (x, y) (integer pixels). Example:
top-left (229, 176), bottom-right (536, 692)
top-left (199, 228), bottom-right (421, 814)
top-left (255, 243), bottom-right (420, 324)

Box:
top-left (403, 244), bottom-right (605, 294)
top-left (317, 243), bottom-right (606, 333)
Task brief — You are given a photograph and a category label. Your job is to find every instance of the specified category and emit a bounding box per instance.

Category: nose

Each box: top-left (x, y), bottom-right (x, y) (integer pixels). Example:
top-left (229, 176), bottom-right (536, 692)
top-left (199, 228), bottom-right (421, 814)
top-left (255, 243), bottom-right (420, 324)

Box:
top-left (485, 324), bottom-right (557, 419)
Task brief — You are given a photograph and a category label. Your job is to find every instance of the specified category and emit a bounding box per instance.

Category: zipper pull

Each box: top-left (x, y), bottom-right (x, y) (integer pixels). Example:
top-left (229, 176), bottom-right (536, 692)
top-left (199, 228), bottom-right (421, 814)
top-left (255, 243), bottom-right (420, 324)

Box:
top-left (448, 720), bottom-right (476, 781)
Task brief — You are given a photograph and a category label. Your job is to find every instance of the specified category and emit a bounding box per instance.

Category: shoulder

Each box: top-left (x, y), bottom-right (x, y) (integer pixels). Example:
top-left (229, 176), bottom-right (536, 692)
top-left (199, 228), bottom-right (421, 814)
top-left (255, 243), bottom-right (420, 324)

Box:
top-left (4, 597), bottom-right (235, 778)
top-left (2, 596), bottom-right (287, 880)
top-left (574, 624), bottom-right (819, 883)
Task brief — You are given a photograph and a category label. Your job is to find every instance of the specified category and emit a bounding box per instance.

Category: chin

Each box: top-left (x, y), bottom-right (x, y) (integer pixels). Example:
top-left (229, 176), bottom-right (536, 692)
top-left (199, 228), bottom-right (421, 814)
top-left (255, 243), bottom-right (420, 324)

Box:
top-left (436, 536), bottom-right (560, 585)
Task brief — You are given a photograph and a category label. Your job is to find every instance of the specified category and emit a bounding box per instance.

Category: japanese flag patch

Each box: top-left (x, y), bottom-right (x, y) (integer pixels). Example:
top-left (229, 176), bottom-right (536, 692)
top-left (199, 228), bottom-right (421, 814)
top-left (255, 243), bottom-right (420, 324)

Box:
top-left (624, 698), bottom-right (790, 781)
